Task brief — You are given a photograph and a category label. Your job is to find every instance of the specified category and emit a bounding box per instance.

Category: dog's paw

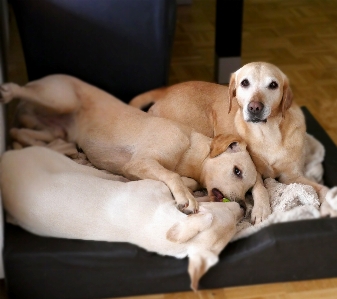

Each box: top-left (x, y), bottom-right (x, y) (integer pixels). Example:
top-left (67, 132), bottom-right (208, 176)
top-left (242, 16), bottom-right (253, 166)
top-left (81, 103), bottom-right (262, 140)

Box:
top-left (176, 195), bottom-right (199, 214)
top-left (250, 203), bottom-right (271, 225)
top-left (0, 83), bottom-right (18, 104)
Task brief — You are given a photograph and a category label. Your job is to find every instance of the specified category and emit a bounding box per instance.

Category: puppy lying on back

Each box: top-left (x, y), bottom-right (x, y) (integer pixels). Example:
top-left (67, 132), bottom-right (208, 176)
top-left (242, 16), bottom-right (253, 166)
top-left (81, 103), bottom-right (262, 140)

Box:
top-left (130, 61), bottom-right (333, 219)
top-left (0, 146), bottom-right (245, 291)
top-left (0, 75), bottom-right (258, 214)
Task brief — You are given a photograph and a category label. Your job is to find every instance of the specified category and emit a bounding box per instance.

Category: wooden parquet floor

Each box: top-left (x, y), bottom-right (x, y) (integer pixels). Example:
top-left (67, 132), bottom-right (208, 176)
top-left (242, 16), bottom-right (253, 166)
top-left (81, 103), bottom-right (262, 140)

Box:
top-left (3, 0), bottom-right (337, 299)
top-left (114, 277), bottom-right (337, 299)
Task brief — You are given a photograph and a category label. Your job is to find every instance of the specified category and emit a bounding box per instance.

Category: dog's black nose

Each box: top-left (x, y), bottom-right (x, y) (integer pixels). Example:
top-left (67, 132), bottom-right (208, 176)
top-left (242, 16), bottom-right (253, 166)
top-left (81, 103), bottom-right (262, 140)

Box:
top-left (248, 101), bottom-right (264, 114)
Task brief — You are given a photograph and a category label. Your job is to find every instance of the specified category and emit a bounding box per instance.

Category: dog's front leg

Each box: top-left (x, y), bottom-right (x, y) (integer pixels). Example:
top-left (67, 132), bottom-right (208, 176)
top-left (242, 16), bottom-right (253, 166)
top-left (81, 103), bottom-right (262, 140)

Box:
top-left (181, 177), bottom-right (202, 192)
top-left (251, 173), bottom-right (271, 224)
top-left (181, 177), bottom-right (210, 202)
top-left (122, 159), bottom-right (199, 214)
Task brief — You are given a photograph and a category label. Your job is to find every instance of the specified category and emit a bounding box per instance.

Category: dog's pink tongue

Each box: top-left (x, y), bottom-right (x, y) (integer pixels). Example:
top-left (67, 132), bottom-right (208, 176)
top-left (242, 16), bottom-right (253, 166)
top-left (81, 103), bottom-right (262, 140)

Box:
top-left (212, 188), bottom-right (224, 202)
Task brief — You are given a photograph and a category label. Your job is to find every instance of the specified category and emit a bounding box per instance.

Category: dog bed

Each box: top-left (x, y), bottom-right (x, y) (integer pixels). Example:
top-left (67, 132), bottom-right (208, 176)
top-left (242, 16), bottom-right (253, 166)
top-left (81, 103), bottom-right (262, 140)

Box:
top-left (2, 107), bottom-right (337, 299)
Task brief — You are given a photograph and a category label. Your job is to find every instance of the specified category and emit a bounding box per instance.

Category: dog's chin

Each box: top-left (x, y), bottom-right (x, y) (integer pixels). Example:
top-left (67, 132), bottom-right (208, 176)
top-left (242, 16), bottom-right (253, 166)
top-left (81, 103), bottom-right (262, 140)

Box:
top-left (247, 118), bottom-right (267, 124)
top-left (244, 109), bottom-right (270, 124)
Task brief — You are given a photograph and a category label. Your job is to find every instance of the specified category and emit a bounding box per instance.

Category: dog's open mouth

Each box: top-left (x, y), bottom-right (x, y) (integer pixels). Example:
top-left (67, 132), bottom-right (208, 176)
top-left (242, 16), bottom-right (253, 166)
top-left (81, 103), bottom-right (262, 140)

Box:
top-left (212, 188), bottom-right (247, 214)
top-left (212, 188), bottom-right (226, 202)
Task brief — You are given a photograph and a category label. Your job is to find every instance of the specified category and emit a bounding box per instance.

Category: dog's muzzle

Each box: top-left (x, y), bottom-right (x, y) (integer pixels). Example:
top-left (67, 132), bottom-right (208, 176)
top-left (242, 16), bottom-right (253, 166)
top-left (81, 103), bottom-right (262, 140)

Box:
top-left (246, 101), bottom-right (267, 123)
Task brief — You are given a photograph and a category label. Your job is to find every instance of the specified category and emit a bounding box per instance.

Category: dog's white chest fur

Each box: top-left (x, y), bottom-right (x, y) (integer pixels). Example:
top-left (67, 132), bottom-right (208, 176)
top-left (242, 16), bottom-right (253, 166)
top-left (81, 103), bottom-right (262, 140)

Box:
top-left (236, 115), bottom-right (287, 178)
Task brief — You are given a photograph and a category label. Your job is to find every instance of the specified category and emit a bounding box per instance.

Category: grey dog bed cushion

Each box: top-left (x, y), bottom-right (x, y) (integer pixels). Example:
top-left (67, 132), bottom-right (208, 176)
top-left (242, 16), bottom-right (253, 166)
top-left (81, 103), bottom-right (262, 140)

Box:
top-left (3, 107), bottom-right (337, 299)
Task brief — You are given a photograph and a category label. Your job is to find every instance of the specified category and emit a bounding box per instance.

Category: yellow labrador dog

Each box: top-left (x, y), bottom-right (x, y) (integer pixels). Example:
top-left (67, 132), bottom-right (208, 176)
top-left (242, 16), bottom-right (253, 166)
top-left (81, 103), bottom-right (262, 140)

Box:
top-left (0, 75), bottom-right (257, 214)
top-left (0, 146), bottom-right (245, 291)
top-left (130, 61), bottom-right (332, 219)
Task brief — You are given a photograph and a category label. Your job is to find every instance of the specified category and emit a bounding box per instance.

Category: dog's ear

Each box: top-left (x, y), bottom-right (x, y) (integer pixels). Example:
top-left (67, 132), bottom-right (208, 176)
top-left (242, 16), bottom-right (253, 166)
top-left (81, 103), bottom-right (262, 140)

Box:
top-left (209, 134), bottom-right (246, 158)
top-left (188, 251), bottom-right (219, 292)
top-left (166, 211), bottom-right (213, 244)
top-left (228, 73), bottom-right (236, 114)
top-left (281, 77), bottom-right (293, 117)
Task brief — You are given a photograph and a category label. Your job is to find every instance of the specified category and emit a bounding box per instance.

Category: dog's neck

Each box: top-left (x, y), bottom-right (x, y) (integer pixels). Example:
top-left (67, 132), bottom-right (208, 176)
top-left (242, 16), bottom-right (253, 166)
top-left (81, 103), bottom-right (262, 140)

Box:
top-left (175, 132), bottom-right (211, 183)
top-left (234, 106), bottom-right (305, 178)
top-left (235, 110), bottom-right (283, 142)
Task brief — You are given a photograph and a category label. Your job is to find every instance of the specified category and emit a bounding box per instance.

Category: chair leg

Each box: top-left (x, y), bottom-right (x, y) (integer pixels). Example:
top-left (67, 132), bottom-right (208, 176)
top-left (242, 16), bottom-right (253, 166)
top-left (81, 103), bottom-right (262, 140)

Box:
top-left (214, 0), bottom-right (244, 84)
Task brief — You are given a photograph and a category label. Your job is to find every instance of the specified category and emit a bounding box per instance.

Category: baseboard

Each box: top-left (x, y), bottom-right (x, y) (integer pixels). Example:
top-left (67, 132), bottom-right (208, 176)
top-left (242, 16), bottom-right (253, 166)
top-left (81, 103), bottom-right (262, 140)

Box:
top-left (215, 56), bottom-right (241, 84)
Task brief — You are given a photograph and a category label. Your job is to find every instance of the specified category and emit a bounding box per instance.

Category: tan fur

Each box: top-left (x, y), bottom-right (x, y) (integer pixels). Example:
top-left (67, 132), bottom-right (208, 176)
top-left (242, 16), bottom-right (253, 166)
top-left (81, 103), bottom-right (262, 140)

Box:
top-left (0, 75), bottom-right (258, 214)
top-left (210, 134), bottom-right (245, 159)
top-left (0, 146), bottom-right (244, 291)
top-left (129, 61), bottom-right (332, 220)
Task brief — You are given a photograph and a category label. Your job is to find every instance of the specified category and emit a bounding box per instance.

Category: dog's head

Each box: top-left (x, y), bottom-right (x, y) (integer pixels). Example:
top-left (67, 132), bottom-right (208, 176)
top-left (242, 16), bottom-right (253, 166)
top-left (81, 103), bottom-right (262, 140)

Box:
top-left (201, 134), bottom-right (257, 206)
top-left (228, 62), bottom-right (293, 122)
top-left (166, 201), bottom-right (244, 291)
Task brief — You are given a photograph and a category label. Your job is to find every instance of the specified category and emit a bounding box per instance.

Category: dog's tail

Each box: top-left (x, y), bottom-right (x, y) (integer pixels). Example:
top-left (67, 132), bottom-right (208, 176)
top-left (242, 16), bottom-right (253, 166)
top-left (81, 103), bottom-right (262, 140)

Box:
top-left (129, 87), bottom-right (169, 112)
top-left (188, 251), bottom-right (219, 292)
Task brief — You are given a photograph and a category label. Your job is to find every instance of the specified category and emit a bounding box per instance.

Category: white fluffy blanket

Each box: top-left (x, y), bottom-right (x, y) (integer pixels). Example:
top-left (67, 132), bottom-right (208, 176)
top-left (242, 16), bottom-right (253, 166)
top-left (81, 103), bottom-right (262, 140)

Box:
top-left (233, 133), bottom-right (337, 241)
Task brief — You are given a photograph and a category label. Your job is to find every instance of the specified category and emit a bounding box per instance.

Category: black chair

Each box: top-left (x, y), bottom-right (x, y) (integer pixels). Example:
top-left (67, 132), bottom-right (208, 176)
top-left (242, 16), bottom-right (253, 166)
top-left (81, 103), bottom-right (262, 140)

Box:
top-left (9, 0), bottom-right (176, 102)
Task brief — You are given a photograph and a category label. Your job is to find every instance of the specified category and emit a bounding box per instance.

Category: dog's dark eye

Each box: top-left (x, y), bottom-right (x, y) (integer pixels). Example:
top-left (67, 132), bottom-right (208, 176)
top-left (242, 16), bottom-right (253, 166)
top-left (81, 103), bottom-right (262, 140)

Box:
top-left (233, 166), bottom-right (242, 178)
top-left (241, 79), bottom-right (250, 87)
top-left (268, 81), bottom-right (278, 89)
top-left (229, 142), bottom-right (238, 150)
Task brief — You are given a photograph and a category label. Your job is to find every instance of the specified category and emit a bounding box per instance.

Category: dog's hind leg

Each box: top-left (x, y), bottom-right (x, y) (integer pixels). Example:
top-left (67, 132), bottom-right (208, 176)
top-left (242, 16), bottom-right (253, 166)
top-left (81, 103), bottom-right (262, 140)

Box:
top-left (122, 158), bottom-right (199, 214)
top-left (10, 128), bottom-right (55, 147)
top-left (0, 75), bottom-right (81, 114)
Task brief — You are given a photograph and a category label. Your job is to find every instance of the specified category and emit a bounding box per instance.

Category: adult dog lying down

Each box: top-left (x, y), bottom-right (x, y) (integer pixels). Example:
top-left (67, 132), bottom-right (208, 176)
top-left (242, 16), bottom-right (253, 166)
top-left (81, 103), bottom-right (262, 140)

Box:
top-left (0, 75), bottom-right (258, 214)
top-left (130, 61), bottom-right (332, 218)
top-left (0, 146), bottom-right (245, 291)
